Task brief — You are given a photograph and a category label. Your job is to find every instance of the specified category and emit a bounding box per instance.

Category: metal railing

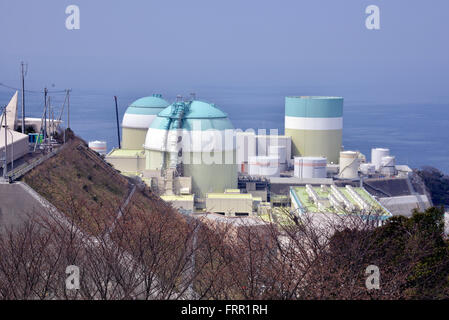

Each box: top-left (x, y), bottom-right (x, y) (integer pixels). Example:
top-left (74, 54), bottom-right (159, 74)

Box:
top-left (6, 143), bottom-right (68, 182)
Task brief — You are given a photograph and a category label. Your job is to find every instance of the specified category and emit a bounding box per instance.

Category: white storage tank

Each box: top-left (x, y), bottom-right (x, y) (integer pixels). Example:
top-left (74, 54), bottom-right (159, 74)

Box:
top-left (294, 157), bottom-right (327, 179)
top-left (380, 156), bottom-right (396, 176)
top-left (89, 140), bottom-right (107, 155)
top-left (360, 163), bottom-right (376, 175)
top-left (339, 151), bottom-right (360, 179)
top-left (371, 148), bottom-right (390, 170)
top-left (249, 156), bottom-right (280, 177)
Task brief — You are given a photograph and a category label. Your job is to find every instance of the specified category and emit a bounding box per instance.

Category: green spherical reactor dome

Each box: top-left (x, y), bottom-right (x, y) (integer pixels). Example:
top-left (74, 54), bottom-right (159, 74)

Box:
top-left (122, 94), bottom-right (170, 129)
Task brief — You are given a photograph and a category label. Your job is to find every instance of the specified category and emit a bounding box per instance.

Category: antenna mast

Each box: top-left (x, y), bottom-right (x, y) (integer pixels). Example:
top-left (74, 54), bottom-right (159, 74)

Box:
top-left (67, 89), bottom-right (71, 129)
top-left (20, 62), bottom-right (27, 134)
top-left (1, 106), bottom-right (7, 178)
top-left (114, 96), bottom-right (121, 149)
top-left (43, 88), bottom-right (48, 145)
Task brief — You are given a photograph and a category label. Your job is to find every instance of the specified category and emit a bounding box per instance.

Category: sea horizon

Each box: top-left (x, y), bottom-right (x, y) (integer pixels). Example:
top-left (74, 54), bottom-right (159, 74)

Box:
top-left (1, 86), bottom-right (448, 174)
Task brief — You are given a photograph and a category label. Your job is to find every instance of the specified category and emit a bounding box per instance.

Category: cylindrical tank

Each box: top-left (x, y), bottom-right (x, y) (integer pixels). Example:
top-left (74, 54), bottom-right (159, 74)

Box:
top-left (371, 148), bottom-right (390, 170)
top-left (259, 156), bottom-right (281, 177)
top-left (360, 163), bottom-right (376, 175)
top-left (339, 151), bottom-right (359, 179)
top-left (380, 156), bottom-right (396, 176)
top-left (89, 140), bottom-right (107, 155)
top-left (248, 156), bottom-right (280, 177)
top-left (294, 156), bottom-right (327, 179)
top-left (285, 96), bottom-right (343, 164)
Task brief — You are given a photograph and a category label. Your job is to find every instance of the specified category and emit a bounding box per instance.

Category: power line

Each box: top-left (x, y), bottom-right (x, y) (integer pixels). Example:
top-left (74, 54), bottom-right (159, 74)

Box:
top-left (0, 82), bottom-right (66, 94)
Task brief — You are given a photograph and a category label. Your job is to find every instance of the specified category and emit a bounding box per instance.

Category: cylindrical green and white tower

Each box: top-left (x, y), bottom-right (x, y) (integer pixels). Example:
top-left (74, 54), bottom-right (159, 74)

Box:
top-left (121, 94), bottom-right (170, 150)
top-left (285, 96), bottom-right (343, 164)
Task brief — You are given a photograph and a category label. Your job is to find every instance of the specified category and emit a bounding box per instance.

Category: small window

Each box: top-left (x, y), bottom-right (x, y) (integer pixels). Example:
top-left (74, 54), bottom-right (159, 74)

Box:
top-left (235, 212), bottom-right (249, 217)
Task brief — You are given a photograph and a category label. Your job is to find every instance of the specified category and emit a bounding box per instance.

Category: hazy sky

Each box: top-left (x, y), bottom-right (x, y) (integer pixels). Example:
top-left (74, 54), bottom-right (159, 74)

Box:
top-left (1, 0), bottom-right (448, 103)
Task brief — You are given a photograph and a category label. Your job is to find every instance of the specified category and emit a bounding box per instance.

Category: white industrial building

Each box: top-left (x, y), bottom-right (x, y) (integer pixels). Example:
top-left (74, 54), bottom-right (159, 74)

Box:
top-left (1, 92), bottom-right (29, 167)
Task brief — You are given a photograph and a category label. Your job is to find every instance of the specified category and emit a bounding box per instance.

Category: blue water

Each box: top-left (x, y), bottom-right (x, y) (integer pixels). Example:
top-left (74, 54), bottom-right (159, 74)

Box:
top-left (1, 87), bottom-right (448, 174)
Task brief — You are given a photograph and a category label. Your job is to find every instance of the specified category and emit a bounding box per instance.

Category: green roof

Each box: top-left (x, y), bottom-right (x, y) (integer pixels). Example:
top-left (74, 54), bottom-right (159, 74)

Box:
top-left (158, 100), bottom-right (228, 119)
top-left (149, 100), bottom-right (234, 131)
top-left (125, 95), bottom-right (170, 115)
top-left (150, 116), bottom-right (234, 131)
top-left (285, 96), bottom-right (343, 118)
top-left (291, 186), bottom-right (391, 217)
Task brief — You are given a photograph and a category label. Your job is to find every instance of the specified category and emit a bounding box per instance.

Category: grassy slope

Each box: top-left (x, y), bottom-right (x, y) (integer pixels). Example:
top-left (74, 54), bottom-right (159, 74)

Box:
top-left (22, 137), bottom-right (131, 235)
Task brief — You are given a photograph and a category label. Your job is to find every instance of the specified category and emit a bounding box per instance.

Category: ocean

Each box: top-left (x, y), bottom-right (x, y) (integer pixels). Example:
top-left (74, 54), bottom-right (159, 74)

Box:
top-left (1, 87), bottom-right (448, 174)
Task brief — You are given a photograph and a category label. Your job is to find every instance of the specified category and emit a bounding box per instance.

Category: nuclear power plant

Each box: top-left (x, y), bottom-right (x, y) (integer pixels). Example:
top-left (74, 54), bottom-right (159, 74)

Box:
top-left (102, 93), bottom-right (431, 219)
top-left (0, 87), bottom-right (428, 222)
top-left (0, 88), bottom-right (435, 226)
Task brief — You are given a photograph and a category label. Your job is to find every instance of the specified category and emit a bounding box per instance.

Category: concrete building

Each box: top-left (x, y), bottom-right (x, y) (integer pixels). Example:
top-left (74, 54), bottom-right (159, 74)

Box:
top-left (1, 92), bottom-right (29, 166)
top-left (285, 96), bottom-right (343, 164)
top-left (206, 193), bottom-right (254, 216)
top-left (105, 149), bottom-right (146, 174)
top-left (0, 128), bottom-right (29, 165)
top-left (160, 194), bottom-right (194, 212)
top-left (23, 118), bottom-right (62, 136)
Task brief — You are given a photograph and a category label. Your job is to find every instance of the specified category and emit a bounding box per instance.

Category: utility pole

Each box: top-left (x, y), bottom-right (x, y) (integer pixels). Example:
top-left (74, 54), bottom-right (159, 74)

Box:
top-left (43, 88), bottom-right (48, 144)
top-left (3, 107), bottom-right (8, 179)
top-left (67, 89), bottom-right (71, 129)
top-left (57, 90), bottom-right (69, 144)
top-left (49, 97), bottom-right (54, 141)
top-left (20, 62), bottom-right (27, 134)
top-left (48, 96), bottom-right (51, 138)
top-left (52, 104), bottom-right (55, 140)
top-left (114, 96), bottom-right (121, 149)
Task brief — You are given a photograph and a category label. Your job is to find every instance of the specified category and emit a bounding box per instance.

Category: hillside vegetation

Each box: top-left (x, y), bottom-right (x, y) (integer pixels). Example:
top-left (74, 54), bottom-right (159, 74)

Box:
top-left (416, 167), bottom-right (449, 207)
top-left (22, 136), bottom-right (157, 235)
